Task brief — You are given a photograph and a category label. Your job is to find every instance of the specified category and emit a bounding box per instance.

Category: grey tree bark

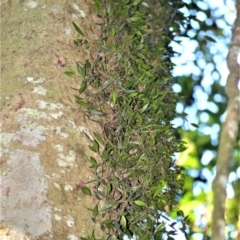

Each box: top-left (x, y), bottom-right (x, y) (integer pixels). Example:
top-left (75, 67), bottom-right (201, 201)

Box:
top-left (1, 0), bottom-right (104, 238)
top-left (212, 1), bottom-right (240, 239)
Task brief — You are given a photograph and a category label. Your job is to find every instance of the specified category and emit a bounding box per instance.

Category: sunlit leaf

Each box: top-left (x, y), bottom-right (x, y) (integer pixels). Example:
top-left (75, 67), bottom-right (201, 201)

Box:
top-left (133, 0), bottom-right (142, 6)
top-left (82, 187), bottom-right (91, 195)
top-left (64, 71), bottom-right (75, 77)
top-left (134, 200), bottom-right (147, 206)
top-left (120, 216), bottom-right (127, 229)
top-left (153, 185), bottom-right (163, 197)
top-left (130, 16), bottom-right (141, 22)
top-left (140, 103), bottom-right (150, 113)
top-left (154, 223), bottom-right (165, 234)
top-left (111, 89), bottom-right (117, 103)
top-left (110, 27), bottom-right (116, 37)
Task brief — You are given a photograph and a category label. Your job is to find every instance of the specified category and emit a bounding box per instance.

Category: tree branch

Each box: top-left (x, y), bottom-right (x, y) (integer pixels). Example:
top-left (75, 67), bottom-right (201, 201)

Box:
top-left (212, 1), bottom-right (240, 239)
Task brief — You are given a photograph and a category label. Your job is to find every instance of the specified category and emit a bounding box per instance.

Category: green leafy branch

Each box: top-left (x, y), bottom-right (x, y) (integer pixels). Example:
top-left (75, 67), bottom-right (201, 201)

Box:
top-left (65, 0), bottom-right (188, 239)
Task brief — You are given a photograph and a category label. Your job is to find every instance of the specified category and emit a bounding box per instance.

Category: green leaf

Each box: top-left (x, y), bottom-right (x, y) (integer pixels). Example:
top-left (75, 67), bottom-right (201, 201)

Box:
top-left (117, 52), bottom-right (122, 60)
top-left (109, 235), bottom-right (118, 240)
top-left (154, 223), bottom-right (165, 234)
top-left (133, 0), bottom-right (142, 6)
top-left (74, 39), bottom-right (83, 45)
top-left (134, 28), bottom-right (142, 36)
top-left (110, 27), bottom-right (116, 37)
top-left (129, 92), bottom-right (139, 97)
top-left (153, 185), bottom-right (163, 197)
top-left (92, 205), bottom-right (98, 217)
top-left (190, 123), bottom-right (199, 128)
top-left (93, 132), bottom-right (104, 145)
top-left (75, 99), bottom-right (88, 107)
top-left (102, 7), bottom-right (107, 18)
top-left (99, 78), bottom-right (115, 92)
top-left (111, 89), bottom-right (117, 103)
top-left (85, 60), bottom-right (91, 68)
top-left (130, 16), bottom-right (141, 22)
top-left (120, 216), bottom-right (127, 229)
top-left (64, 71), bottom-right (75, 77)
top-left (112, 176), bottom-right (119, 186)
top-left (108, 9), bottom-right (114, 17)
top-left (89, 140), bottom-right (99, 153)
top-left (77, 63), bottom-right (86, 78)
top-left (72, 22), bottom-right (85, 36)
top-left (93, 2), bottom-right (100, 14)
top-left (134, 200), bottom-right (147, 206)
top-left (100, 205), bottom-right (113, 212)
top-left (107, 183), bottom-right (112, 193)
top-left (177, 210), bottom-right (184, 217)
top-left (89, 156), bottom-right (97, 166)
top-left (145, 71), bottom-right (155, 77)
top-left (123, 0), bottom-right (131, 5)
top-left (204, 35), bottom-right (216, 43)
top-left (78, 83), bottom-right (87, 94)
top-left (71, 87), bottom-right (79, 91)
top-left (140, 103), bottom-right (150, 113)
top-left (82, 187), bottom-right (91, 195)
top-left (102, 219), bottom-right (114, 229)
top-left (141, 64), bottom-right (151, 70)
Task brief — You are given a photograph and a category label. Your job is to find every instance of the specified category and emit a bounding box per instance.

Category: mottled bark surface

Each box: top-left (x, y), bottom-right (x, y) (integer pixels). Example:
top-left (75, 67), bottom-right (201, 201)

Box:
top-left (1, 0), bottom-right (104, 239)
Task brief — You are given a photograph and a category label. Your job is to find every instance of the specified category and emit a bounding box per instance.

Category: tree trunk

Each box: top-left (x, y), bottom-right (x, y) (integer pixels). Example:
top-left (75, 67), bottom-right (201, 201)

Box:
top-left (1, 0), bottom-right (104, 238)
top-left (212, 1), bottom-right (240, 239)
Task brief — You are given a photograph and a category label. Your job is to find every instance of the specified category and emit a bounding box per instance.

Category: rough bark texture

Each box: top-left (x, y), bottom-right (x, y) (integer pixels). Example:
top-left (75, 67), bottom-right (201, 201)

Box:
top-left (212, 1), bottom-right (240, 239)
top-left (1, 0), bottom-right (104, 239)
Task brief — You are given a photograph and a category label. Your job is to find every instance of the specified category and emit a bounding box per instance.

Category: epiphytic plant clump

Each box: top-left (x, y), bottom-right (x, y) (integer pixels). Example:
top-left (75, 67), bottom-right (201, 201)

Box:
top-left (66, 0), bottom-right (188, 239)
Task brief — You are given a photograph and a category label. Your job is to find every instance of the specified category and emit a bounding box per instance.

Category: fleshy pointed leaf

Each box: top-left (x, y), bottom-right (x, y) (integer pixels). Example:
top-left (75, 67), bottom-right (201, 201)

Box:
top-left (134, 200), bottom-right (147, 206)
top-left (82, 187), bottom-right (91, 196)
top-left (92, 205), bottom-right (98, 217)
top-left (72, 22), bottom-right (85, 36)
top-left (93, 132), bottom-right (104, 145)
top-left (78, 83), bottom-right (87, 94)
top-left (140, 103), bottom-right (150, 113)
top-left (64, 71), bottom-right (75, 77)
top-left (120, 216), bottom-right (127, 229)
top-left (154, 223), bottom-right (165, 234)
top-left (89, 140), bottom-right (99, 153)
